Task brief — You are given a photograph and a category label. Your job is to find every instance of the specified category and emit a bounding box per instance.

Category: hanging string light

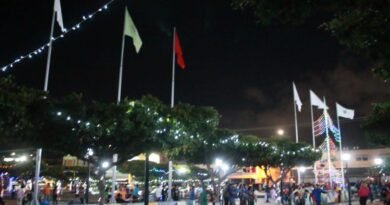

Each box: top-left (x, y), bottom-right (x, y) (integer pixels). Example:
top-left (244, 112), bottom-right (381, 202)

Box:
top-left (0, 0), bottom-right (116, 72)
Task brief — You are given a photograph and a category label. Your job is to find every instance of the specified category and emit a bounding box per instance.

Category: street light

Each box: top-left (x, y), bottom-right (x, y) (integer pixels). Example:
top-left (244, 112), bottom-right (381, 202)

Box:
top-left (342, 153), bottom-right (351, 205)
top-left (374, 158), bottom-right (384, 184)
top-left (215, 158), bottom-right (229, 204)
top-left (374, 158), bottom-right (383, 165)
top-left (277, 129), bottom-right (284, 136)
top-left (298, 166), bottom-right (306, 184)
top-left (85, 148), bottom-right (94, 204)
top-left (102, 161), bottom-right (109, 169)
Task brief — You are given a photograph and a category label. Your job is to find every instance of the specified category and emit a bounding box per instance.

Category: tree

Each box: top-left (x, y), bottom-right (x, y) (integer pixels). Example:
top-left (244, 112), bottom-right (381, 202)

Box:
top-left (168, 103), bottom-right (242, 202)
top-left (48, 96), bottom-right (177, 204)
top-left (231, 0), bottom-right (390, 83)
top-left (0, 79), bottom-right (176, 204)
top-left (239, 137), bottom-right (321, 186)
top-left (0, 76), bottom-right (48, 149)
top-left (364, 102), bottom-right (390, 147)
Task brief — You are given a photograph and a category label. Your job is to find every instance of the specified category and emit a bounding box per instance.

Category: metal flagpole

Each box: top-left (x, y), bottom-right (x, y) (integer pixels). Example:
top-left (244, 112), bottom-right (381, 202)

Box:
top-left (168, 27), bottom-right (176, 201)
top-left (170, 27), bottom-right (176, 108)
top-left (109, 154), bottom-right (118, 203)
top-left (32, 148), bottom-right (42, 205)
top-left (323, 97), bottom-right (332, 186)
top-left (293, 84), bottom-right (301, 184)
top-left (337, 114), bottom-right (345, 187)
top-left (310, 96), bottom-right (318, 184)
top-left (44, 6), bottom-right (56, 92)
top-left (117, 20), bottom-right (126, 104)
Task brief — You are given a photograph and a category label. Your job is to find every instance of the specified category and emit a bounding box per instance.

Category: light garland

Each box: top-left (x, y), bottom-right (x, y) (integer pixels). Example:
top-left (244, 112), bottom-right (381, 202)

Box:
top-left (54, 106), bottom-right (321, 163)
top-left (0, 0), bottom-right (116, 72)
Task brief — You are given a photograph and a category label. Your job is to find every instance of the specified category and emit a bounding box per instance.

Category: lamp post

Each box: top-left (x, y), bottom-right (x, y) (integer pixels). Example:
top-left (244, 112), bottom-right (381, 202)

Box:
top-left (342, 153), bottom-right (351, 205)
top-left (85, 148), bottom-right (94, 204)
top-left (298, 167), bottom-right (306, 183)
top-left (374, 158), bottom-right (384, 183)
top-left (215, 158), bottom-right (229, 205)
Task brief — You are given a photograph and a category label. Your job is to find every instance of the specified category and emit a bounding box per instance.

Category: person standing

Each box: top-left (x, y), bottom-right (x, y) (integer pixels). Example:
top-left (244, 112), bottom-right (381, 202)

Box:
top-left (16, 185), bottom-right (25, 205)
top-left (187, 186), bottom-right (195, 205)
top-left (229, 184), bottom-right (238, 205)
top-left (44, 183), bottom-right (51, 202)
top-left (0, 180), bottom-right (5, 205)
top-left (155, 184), bottom-right (163, 201)
top-left (223, 185), bottom-right (230, 205)
top-left (358, 183), bottom-right (370, 205)
top-left (247, 186), bottom-right (255, 205)
top-left (311, 185), bottom-right (327, 205)
top-left (52, 185), bottom-right (58, 205)
top-left (199, 189), bottom-right (208, 205)
top-left (172, 185), bottom-right (179, 201)
top-left (132, 184), bottom-right (140, 202)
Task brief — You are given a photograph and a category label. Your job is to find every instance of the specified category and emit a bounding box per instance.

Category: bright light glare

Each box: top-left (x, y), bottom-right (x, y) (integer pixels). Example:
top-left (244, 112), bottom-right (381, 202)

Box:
top-left (87, 148), bottom-right (94, 156)
top-left (221, 164), bottom-right (229, 172)
top-left (342, 153), bottom-right (351, 161)
top-left (4, 158), bottom-right (14, 162)
top-left (277, 129), bottom-right (284, 136)
top-left (177, 167), bottom-right (188, 175)
top-left (149, 153), bottom-right (160, 164)
top-left (374, 158), bottom-right (384, 165)
top-left (15, 156), bottom-right (27, 162)
top-left (215, 158), bottom-right (223, 167)
top-left (101, 161), bottom-right (109, 168)
top-left (298, 166), bottom-right (306, 173)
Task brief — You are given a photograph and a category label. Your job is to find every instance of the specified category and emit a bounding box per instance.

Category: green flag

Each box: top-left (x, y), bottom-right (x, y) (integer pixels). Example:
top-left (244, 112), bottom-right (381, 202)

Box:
top-left (124, 7), bottom-right (142, 53)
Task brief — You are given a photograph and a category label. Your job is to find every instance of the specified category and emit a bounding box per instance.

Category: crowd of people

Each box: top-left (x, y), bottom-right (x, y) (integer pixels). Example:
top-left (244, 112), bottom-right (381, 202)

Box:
top-left (1, 177), bottom-right (390, 205)
top-left (265, 180), bottom-right (390, 205)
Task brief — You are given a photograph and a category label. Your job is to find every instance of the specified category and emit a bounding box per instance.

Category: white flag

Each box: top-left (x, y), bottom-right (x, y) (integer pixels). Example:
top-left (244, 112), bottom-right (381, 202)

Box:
top-left (336, 103), bottom-right (354, 119)
top-left (54, 0), bottom-right (65, 32)
top-left (310, 90), bottom-right (328, 109)
top-left (293, 82), bottom-right (302, 112)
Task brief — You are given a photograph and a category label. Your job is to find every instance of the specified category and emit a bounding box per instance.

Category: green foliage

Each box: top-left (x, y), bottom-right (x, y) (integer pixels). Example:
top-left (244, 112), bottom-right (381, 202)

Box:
top-left (364, 102), bottom-right (390, 147)
top-left (0, 76), bottom-right (47, 149)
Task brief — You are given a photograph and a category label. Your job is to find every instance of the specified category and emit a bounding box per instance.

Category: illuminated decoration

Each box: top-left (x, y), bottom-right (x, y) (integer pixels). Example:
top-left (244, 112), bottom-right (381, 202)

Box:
top-left (0, 0), bottom-right (115, 73)
top-left (150, 167), bottom-right (166, 174)
top-left (315, 137), bottom-right (342, 184)
top-left (313, 111), bottom-right (341, 142)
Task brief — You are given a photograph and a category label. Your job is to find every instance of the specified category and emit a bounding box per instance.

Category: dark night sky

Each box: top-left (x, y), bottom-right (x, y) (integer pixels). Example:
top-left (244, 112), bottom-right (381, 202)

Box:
top-left (1, 0), bottom-right (389, 147)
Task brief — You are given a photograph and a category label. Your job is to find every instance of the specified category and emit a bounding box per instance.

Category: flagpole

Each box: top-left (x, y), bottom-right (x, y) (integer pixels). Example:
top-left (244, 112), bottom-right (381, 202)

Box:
top-left (170, 27), bottom-right (176, 108)
top-left (44, 7), bottom-right (56, 92)
top-left (337, 113), bottom-right (345, 187)
top-left (293, 83), bottom-right (301, 184)
top-left (168, 27), bottom-right (176, 202)
top-left (323, 97), bottom-right (332, 186)
top-left (117, 18), bottom-right (126, 104)
top-left (310, 96), bottom-right (318, 184)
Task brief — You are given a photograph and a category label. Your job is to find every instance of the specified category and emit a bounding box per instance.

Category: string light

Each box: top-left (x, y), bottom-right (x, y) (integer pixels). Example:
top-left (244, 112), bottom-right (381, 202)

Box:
top-left (53, 105), bottom-right (319, 164)
top-left (0, 0), bottom-right (115, 73)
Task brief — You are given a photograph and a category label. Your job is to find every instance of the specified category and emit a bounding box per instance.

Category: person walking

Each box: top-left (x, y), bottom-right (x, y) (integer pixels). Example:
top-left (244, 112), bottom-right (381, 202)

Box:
top-left (358, 183), bottom-right (370, 205)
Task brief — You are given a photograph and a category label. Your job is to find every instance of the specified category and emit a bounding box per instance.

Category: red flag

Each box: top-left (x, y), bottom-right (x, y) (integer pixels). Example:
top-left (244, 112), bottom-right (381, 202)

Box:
top-left (174, 32), bottom-right (186, 69)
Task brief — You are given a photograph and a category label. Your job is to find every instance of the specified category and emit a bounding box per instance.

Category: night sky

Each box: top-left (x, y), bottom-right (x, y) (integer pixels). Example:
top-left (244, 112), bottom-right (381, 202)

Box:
top-left (1, 0), bottom-right (389, 148)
